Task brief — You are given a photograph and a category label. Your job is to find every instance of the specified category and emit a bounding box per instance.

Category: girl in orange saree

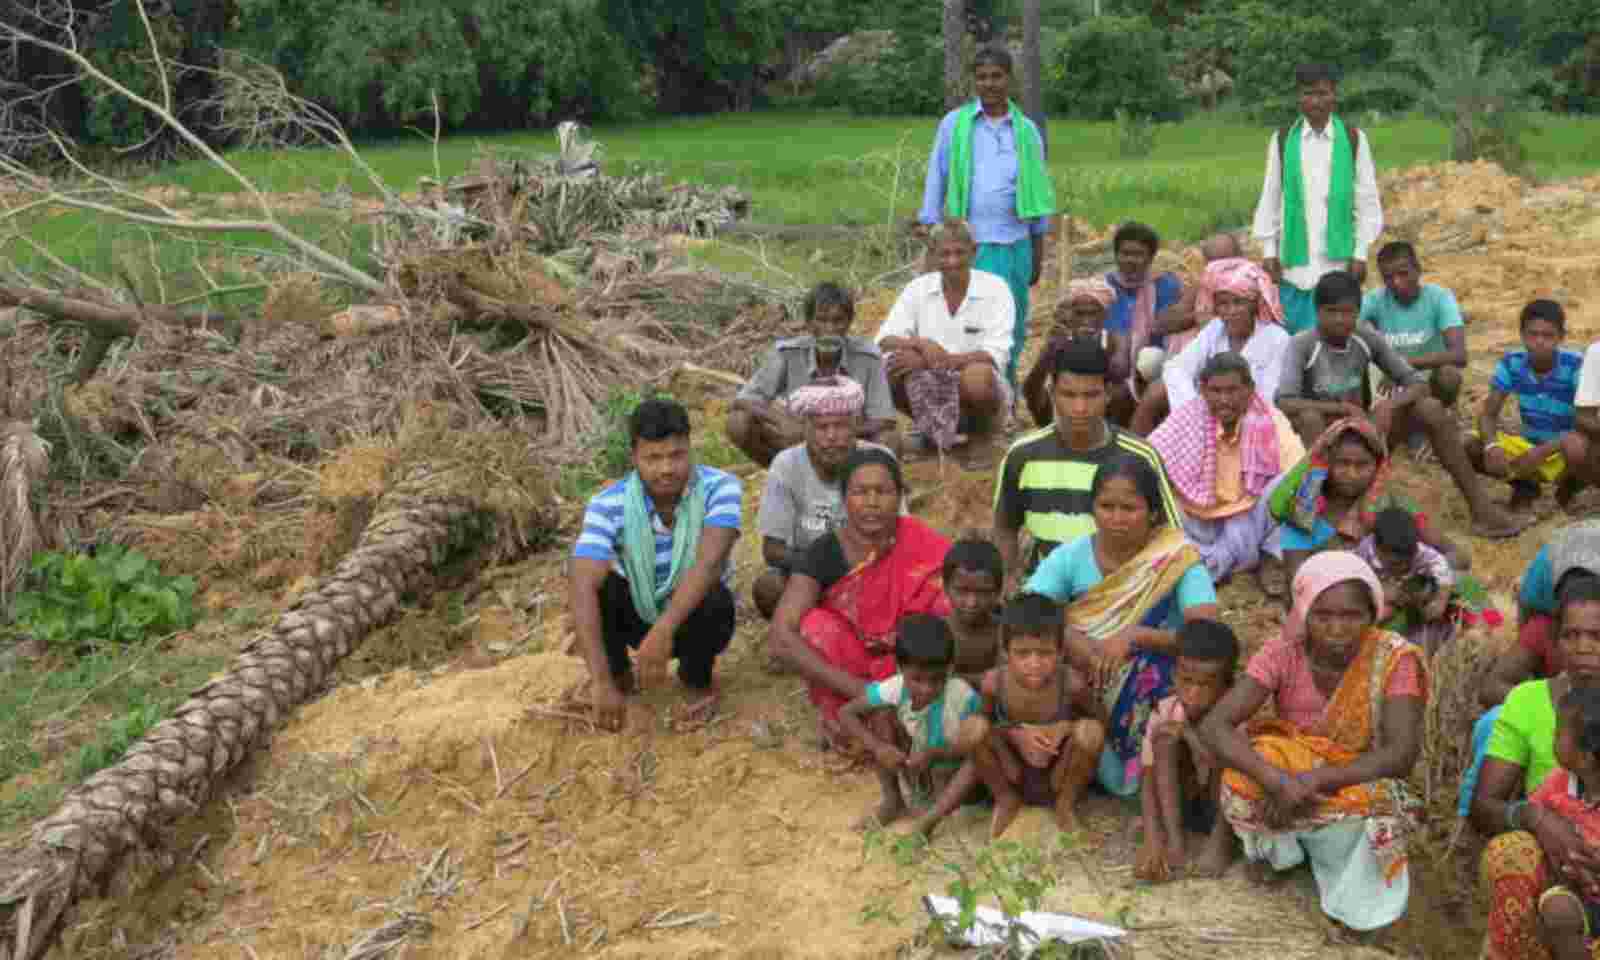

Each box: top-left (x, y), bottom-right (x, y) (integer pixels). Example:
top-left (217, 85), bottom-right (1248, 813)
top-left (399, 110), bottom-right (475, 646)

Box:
top-left (1200, 551), bottom-right (1428, 932)
top-left (770, 449), bottom-right (952, 744)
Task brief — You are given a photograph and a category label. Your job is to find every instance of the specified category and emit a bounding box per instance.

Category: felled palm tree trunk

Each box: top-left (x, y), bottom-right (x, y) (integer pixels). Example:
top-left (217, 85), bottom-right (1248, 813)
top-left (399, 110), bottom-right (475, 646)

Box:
top-left (0, 469), bottom-right (497, 960)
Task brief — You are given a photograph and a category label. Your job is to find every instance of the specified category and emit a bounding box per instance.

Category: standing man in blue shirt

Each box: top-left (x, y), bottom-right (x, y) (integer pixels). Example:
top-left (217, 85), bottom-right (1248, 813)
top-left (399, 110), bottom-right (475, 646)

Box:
top-left (917, 45), bottom-right (1056, 390)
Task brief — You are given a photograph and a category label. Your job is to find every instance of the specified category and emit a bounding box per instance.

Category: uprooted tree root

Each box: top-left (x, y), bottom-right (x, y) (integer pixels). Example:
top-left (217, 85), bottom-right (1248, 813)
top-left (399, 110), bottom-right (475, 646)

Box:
top-left (0, 460), bottom-right (551, 960)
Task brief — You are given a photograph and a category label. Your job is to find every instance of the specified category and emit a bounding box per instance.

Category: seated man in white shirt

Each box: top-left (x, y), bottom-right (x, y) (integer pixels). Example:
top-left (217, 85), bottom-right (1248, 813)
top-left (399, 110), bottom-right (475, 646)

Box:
top-left (876, 220), bottom-right (1014, 460)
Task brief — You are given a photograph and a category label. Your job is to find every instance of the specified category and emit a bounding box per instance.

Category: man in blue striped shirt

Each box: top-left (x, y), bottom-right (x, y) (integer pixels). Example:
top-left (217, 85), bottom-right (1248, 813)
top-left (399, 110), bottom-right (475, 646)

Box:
top-left (1469, 300), bottom-right (1585, 510)
top-left (570, 399), bottom-right (741, 729)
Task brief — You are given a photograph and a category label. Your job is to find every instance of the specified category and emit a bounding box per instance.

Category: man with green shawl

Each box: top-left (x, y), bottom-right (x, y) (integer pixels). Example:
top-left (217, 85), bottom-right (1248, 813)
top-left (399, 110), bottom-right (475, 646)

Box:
top-left (1251, 63), bottom-right (1384, 336)
top-left (917, 45), bottom-right (1056, 389)
top-left (571, 398), bottom-right (742, 730)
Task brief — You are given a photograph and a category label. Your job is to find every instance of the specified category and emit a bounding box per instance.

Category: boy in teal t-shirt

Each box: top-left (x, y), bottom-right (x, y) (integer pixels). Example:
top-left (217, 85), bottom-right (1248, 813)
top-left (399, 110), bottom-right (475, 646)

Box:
top-left (1361, 242), bottom-right (1468, 434)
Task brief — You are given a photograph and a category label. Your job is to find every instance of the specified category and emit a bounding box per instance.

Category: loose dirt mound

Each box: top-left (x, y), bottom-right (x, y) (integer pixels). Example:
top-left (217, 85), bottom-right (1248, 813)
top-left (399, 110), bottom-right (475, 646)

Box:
top-left (41, 160), bottom-right (1600, 959)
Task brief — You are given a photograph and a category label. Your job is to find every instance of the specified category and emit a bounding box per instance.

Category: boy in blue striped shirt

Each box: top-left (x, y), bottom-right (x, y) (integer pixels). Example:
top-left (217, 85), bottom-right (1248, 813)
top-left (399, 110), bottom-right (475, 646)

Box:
top-left (570, 398), bottom-right (742, 729)
top-left (1469, 300), bottom-right (1584, 510)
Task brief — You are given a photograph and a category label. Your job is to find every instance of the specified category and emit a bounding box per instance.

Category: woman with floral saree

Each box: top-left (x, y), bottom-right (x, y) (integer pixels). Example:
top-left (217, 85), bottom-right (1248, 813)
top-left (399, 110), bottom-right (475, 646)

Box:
top-left (1200, 551), bottom-right (1427, 932)
top-left (1024, 453), bottom-right (1220, 797)
top-left (770, 448), bottom-right (951, 747)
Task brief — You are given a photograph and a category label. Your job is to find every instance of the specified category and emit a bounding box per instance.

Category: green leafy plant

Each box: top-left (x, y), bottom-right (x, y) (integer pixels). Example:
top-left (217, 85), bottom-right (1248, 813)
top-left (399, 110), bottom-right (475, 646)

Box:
top-left (1113, 109), bottom-right (1157, 159)
top-left (1352, 26), bottom-right (1541, 170)
top-left (1049, 16), bottom-right (1183, 121)
top-left (12, 545), bottom-right (198, 652)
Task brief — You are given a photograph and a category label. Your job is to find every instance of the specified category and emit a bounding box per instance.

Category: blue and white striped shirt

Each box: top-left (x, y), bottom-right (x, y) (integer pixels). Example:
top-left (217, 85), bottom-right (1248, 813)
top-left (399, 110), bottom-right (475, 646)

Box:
top-left (1492, 348), bottom-right (1582, 444)
top-left (573, 465), bottom-right (742, 586)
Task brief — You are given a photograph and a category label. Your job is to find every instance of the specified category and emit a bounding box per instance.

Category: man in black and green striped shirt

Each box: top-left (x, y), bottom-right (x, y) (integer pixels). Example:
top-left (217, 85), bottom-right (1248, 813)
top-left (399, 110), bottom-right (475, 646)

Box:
top-left (993, 340), bottom-right (1180, 584)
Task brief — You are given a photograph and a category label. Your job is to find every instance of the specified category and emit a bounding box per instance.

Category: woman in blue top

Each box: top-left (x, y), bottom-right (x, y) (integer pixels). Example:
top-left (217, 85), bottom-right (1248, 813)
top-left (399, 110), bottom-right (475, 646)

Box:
top-left (1025, 454), bottom-right (1219, 796)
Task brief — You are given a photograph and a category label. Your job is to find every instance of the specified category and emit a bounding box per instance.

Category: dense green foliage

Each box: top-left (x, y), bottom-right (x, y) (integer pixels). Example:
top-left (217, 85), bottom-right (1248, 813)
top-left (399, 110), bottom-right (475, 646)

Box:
top-left (1050, 16), bottom-right (1181, 121)
top-left (13, 546), bottom-right (198, 653)
top-left (0, 0), bottom-right (1592, 152)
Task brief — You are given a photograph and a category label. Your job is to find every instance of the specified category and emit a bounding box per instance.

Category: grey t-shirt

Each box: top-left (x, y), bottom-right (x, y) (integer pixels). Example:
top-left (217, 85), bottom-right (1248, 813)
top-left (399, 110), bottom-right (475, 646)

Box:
top-left (737, 335), bottom-right (897, 423)
top-left (758, 441), bottom-right (894, 559)
top-left (1275, 323), bottom-right (1421, 407)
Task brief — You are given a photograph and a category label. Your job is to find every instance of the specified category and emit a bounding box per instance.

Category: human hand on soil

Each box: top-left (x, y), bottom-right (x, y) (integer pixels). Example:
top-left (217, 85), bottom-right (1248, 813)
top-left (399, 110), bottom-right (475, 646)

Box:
top-left (593, 680), bottom-right (627, 731)
top-left (1134, 836), bottom-right (1170, 883)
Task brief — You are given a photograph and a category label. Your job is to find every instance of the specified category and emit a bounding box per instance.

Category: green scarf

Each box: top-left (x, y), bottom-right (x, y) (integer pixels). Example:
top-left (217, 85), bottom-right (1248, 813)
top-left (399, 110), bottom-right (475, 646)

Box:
top-left (944, 100), bottom-right (1056, 222)
top-left (620, 469), bottom-right (706, 624)
top-left (1280, 115), bottom-right (1355, 268)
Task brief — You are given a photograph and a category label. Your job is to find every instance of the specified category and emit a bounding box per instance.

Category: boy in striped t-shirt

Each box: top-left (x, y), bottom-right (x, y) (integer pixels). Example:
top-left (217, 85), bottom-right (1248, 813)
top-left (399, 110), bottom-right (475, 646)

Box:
top-left (571, 399), bottom-right (742, 729)
top-left (1469, 300), bottom-right (1584, 510)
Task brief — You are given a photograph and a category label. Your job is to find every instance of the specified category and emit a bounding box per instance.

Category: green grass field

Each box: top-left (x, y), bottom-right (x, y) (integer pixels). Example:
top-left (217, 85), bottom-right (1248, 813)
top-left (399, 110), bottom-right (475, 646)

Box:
top-left (8, 109), bottom-right (1600, 301)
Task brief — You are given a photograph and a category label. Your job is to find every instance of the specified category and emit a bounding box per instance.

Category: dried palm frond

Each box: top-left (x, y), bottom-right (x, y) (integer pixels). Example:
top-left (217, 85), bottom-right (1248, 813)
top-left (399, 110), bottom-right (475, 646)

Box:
top-left (0, 420), bottom-right (48, 609)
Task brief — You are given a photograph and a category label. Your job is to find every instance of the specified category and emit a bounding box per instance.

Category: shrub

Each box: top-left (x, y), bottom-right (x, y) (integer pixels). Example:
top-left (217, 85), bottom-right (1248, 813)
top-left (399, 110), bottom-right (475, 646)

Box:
top-left (1114, 109), bottom-right (1157, 158)
top-left (1048, 16), bottom-right (1182, 122)
top-left (12, 546), bottom-right (198, 653)
top-left (1174, 3), bottom-right (1363, 120)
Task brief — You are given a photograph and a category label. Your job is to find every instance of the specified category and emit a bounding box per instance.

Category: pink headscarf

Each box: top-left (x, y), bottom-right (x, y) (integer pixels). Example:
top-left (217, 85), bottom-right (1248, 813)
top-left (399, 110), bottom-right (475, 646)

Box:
top-left (1287, 551), bottom-right (1384, 646)
top-left (786, 375), bottom-right (865, 417)
top-left (1066, 278), bottom-right (1116, 309)
top-left (1196, 257), bottom-right (1284, 326)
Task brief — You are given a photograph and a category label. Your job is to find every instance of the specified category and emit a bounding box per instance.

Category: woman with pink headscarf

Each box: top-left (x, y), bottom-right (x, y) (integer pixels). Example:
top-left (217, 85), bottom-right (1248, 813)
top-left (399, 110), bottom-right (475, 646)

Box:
top-left (1200, 551), bottom-right (1427, 933)
top-left (1129, 258), bottom-right (1293, 435)
top-left (1022, 277), bottom-right (1133, 428)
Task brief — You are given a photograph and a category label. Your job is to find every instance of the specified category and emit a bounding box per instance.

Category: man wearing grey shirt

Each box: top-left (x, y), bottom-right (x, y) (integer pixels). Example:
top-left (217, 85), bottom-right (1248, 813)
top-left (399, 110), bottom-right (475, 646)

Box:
top-left (728, 282), bottom-right (899, 468)
top-left (751, 377), bottom-right (894, 618)
top-left (1277, 271), bottom-right (1528, 539)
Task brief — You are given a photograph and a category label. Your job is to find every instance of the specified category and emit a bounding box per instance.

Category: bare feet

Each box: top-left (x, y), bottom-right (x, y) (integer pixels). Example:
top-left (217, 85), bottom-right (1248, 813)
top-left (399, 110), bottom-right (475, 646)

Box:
top-left (1134, 838), bottom-right (1169, 883)
top-left (1471, 509), bottom-right (1534, 539)
top-left (676, 680), bottom-right (720, 726)
top-left (1243, 858), bottom-right (1281, 886)
top-left (1052, 803), bottom-right (1082, 837)
top-left (1193, 829), bottom-right (1233, 878)
top-left (855, 795), bottom-right (908, 832)
top-left (989, 791), bottom-right (1023, 839)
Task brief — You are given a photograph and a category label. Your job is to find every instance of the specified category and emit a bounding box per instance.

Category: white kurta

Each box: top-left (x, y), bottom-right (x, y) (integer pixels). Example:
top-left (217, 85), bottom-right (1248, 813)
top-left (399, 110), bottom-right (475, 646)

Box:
top-left (1163, 317), bottom-right (1293, 411)
top-left (1251, 122), bottom-right (1384, 291)
top-left (875, 270), bottom-right (1016, 375)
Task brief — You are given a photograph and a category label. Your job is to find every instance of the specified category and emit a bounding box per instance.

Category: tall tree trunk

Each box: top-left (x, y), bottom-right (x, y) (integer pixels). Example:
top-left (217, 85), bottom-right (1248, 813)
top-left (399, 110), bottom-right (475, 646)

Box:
top-left (943, 0), bottom-right (966, 110)
top-left (1022, 0), bottom-right (1045, 153)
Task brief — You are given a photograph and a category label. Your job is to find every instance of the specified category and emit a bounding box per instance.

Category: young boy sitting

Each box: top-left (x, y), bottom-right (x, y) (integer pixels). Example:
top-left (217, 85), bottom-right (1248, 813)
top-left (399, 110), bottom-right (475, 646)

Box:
top-left (1135, 619), bottom-right (1239, 882)
top-left (1530, 681), bottom-right (1600, 960)
top-left (963, 593), bottom-right (1105, 839)
top-left (839, 613), bottom-right (981, 838)
top-left (1469, 299), bottom-right (1584, 510)
top-left (943, 534), bottom-right (1005, 685)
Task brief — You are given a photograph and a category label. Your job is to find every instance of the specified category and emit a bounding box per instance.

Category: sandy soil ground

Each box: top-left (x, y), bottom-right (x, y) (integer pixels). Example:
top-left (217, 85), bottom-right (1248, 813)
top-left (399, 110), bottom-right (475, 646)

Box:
top-left (38, 160), bottom-right (1600, 959)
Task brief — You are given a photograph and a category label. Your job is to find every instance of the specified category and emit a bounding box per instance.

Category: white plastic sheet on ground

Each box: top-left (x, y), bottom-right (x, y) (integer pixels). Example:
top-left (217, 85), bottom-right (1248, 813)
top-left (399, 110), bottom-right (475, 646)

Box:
top-left (922, 894), bottom-right (1126, 956)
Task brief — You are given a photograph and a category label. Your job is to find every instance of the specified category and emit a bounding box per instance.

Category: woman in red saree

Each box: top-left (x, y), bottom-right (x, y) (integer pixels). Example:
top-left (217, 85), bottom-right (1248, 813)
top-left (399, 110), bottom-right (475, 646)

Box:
top-left (769, 448), bottom-right (952, 745)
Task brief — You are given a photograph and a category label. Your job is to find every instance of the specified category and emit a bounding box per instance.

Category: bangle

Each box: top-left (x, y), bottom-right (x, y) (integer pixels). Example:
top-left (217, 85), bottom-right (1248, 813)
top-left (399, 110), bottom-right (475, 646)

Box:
top-left (1507, 800), bottom-right (1529, 831)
